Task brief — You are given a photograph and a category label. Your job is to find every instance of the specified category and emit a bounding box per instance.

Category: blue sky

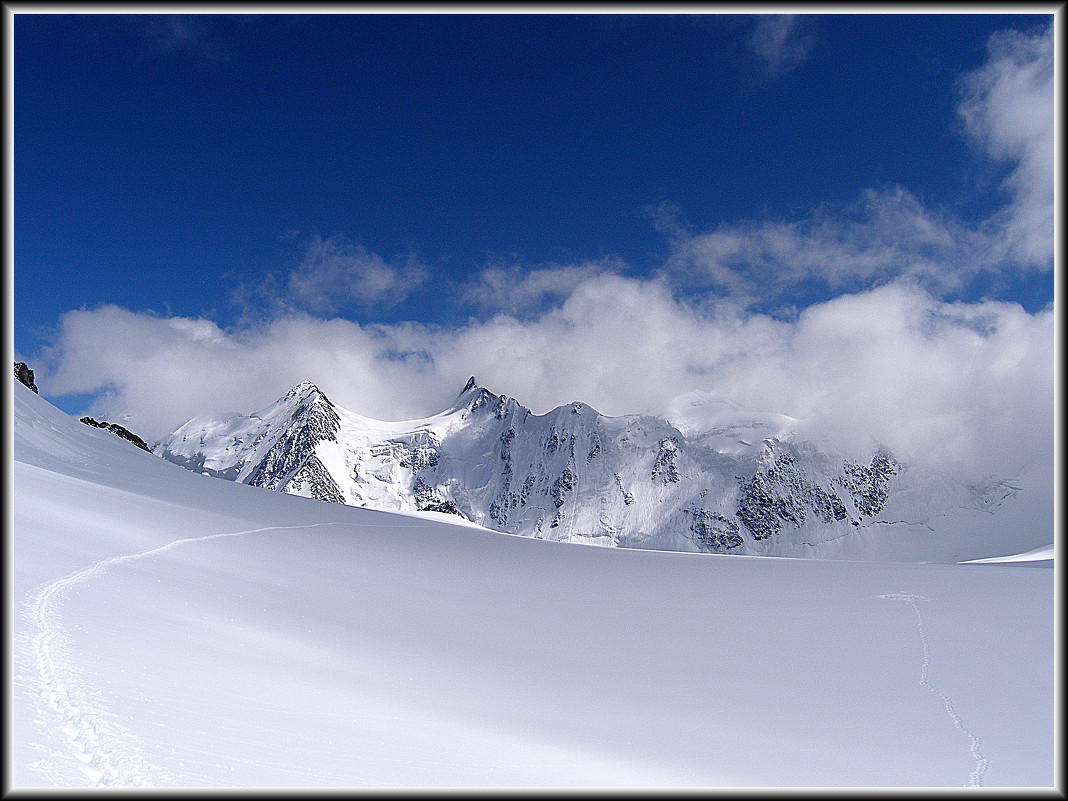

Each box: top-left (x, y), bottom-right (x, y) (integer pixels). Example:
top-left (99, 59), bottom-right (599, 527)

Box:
top-left (11, 12), bottom-right (1055, 477)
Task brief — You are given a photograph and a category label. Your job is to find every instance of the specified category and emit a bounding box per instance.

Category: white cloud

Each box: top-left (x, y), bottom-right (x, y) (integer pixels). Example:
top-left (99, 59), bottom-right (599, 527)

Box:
top-left (662, 22), bottom-right (1052, 306)
top-left (247, 234), bottom-right (429, 315)
top-left (959, 23), bottom-right (1054, 268)
top-left (662, 186), bottom-right (986, 304)
top-left (461, 260), bottom-right (626, 315)
top-left (38, 276), bottom-right (1053, 486)
top-left (749, 15), bottom-right (814, 77)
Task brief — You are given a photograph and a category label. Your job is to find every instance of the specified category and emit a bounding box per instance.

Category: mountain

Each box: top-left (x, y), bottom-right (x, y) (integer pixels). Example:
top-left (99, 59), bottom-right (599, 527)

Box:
top-left (10, 374), bottom-right (1055, 788)
top-left (156, 379), bottom-right (1042, 561)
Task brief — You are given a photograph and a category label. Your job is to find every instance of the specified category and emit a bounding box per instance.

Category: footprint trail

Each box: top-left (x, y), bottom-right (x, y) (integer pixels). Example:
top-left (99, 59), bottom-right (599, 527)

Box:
top-left (879, 593), bottom-right (988, 787)
top-left (23, 521), bottom-right (345, 787)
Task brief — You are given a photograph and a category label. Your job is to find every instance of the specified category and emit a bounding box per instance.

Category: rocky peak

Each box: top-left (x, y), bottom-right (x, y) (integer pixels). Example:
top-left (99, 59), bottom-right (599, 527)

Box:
top-left (284, 381), bottom-right (327, 403)
top-left (14, 362), bottom-right (38, 393)
top-left (286, 384), bottom-right (339, 438)
top-left (455, 376), bottom-right (507, 415)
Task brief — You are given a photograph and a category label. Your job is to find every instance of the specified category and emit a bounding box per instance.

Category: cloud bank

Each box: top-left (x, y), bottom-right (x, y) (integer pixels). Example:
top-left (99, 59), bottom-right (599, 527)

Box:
top-left (39, 277), bottom-right (1052, 484)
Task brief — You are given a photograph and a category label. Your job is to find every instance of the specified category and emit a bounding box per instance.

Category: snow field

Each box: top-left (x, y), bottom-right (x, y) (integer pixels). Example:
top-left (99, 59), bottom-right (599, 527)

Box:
top-left (10, 380), bottom-right (1054, 787)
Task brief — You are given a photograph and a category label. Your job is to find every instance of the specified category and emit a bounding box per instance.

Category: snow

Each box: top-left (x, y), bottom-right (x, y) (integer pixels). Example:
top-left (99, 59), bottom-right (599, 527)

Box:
top-left (156, 381), bottom-right (1054, 564)
top-left (10, 378), bottom-right (1054, 787)
top-left (960, 544), bottom-right (1055, 564)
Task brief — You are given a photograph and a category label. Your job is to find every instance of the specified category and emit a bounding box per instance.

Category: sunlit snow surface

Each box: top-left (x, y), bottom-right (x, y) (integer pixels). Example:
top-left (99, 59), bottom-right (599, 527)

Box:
top-left (10, 380), bottom-right (1054, 787)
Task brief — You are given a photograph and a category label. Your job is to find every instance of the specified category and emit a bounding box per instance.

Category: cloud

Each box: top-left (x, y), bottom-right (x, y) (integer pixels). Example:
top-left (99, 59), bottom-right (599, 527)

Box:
top-left (136, 15), bottom-right (231, 65)
top-left (238, 234), bottom-right (429, 316)
top-left (749, 15), bottom-right (814, 77)
top-left (661, 186), bottom-right (986, 306)
top-left (461, 259), bottom-right (626, 316)
top-left (959, 23), bottom-right (1053, 268)
top-left (38, 275), bottom-right (1052, 488)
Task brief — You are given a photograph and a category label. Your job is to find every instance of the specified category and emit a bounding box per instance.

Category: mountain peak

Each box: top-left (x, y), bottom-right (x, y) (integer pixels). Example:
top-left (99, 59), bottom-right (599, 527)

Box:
top-left (461, 376), bottom-right (478, 395)
top-left (284, 381), bottom-right (329, 403)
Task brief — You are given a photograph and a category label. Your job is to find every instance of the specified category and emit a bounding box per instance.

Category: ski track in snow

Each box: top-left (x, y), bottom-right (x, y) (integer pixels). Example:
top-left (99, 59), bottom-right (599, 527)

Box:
top-left (23, 521), bottom-right (348, 787)
top-left (879, 593), bottom-right (989, 787)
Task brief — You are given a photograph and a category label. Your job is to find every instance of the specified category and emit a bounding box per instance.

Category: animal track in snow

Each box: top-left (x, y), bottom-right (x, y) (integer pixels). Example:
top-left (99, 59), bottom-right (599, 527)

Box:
top-left (23, 521), bottom-right (345, 787)
top-left (879, 593), bottom-right (988, 787)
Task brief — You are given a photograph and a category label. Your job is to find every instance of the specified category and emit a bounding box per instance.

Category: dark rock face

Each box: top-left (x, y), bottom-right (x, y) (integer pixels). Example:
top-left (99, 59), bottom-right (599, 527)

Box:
top-left (245, 386), bottom-right (341, 492)
top-left (14, 362), bottom-right (38, 393)
top-left (414, 479), bottom-right (463, 516)
top-left (396, 433), bottom-right (441, 472)
top-left (288, 455), bottom-right (345, 504)
top-left (651, 437), bottom-right (681, 484)
top-left (837, 449), bottom-right (899, 517)
top-left (736, 444), bottom-right (896, 541)
top-left (80, 417), bottom-right (152, 452)
top-left (689, 509), bottom-right (743, 551)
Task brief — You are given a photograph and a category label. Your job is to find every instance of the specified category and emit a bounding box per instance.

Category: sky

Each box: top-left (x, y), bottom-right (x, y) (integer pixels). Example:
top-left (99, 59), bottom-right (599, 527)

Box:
top-left (11, 12), bottom-right (1057, 479)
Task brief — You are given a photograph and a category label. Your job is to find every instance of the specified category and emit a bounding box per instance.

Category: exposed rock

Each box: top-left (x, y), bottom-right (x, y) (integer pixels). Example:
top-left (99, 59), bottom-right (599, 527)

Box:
top-left (244, 384), bottom-right (340, 490)
top-left (651, 437), bottom-right (681, 484)
top-left (80, 417), bottom-right (152, 452)
top-left (286, 455), bottom-right (345, 503)
top-left (689, 509), bottom-right (743, 551)
top-left (414, 479), bottom-right (464, 517)
top-left (736, 443), bottom-right (894, 540)
top-left (836, 449), bottom-right (899, 517)
top-left (14, 362), bottom-right (37, 393)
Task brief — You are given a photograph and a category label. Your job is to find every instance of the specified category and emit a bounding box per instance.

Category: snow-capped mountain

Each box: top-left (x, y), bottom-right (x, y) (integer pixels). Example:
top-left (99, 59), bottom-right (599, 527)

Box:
top-left (156, 378), bottom-right (1032, 560)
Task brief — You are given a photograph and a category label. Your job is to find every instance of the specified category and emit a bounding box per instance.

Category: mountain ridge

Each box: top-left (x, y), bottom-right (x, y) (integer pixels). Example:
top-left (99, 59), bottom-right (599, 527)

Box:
top-left (156, 378), bottom-right (935, 557)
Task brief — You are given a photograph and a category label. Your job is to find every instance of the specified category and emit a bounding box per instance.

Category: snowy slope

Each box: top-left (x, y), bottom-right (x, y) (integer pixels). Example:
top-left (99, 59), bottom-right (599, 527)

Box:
top-left (157, 379), bottom-right (1052, 563)
top-left (10, 378), bottom-right (1054, 787)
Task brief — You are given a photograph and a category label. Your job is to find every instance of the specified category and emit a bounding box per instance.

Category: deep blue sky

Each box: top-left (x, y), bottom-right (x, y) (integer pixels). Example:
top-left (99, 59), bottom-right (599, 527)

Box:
top-left (14, 13), bottom-right (1054, 373)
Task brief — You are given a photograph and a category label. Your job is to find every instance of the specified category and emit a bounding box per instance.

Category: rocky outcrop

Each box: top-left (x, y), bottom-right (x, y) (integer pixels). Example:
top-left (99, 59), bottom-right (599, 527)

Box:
top-left (733, 443), bottom-right (892, 541)
top-left (689, 509), bottom-right (743, 551)
top-left (80, 417), bottom-right (152, 452)
top-left (285, 455), bottom-right (345, 503)
top-left (836, 449), bottom-right (899, 517)
top-left (14, 362), bottom-right (38, 393)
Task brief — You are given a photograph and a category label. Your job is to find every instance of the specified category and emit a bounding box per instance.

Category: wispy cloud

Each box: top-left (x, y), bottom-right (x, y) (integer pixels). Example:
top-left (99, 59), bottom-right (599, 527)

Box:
top-left (461, 260), bottom-right (626, 317)
top-left (137, 15), bottom-right (231, 65)
top-left (959, 23), bottom-right (1054, 269)
top-left (749, 15), bottom-right (814, 77)
top-left (287, 234), bottom-right (428, 313)
top-left (236, 234), bottom-right (429, 317)
top-left (659, 22), bottom-right (1053, 311)
top-left (659, 186), bottom-right (986, 307)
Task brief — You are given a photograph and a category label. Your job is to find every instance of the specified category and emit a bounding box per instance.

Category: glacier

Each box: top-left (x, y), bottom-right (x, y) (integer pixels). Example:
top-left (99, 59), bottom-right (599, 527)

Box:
top-left (9, 376), bottom-right (1054, 787)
